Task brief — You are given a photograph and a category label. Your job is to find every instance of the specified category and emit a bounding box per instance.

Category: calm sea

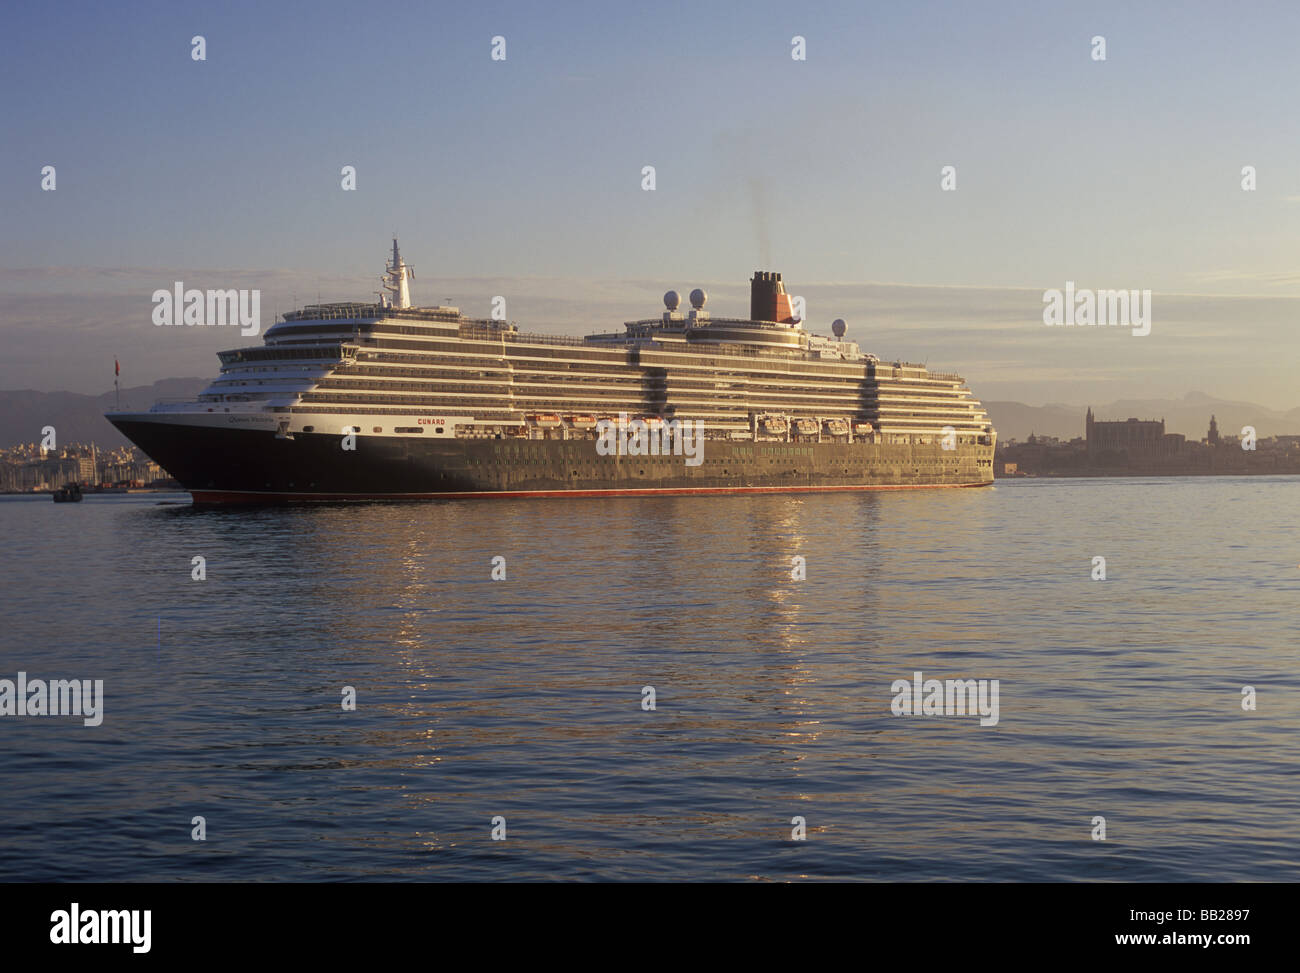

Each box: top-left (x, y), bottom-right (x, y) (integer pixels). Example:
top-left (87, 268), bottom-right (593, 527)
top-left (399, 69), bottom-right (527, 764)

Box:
top-left (1, 477), bottom-right (1296, 881)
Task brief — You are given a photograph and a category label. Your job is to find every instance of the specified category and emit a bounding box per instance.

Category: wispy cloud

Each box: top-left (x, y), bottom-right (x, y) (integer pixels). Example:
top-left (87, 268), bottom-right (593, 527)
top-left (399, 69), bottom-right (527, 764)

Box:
top-left (3, 268), bottom-right (1298, 410)
top-left (1193, 269), bottom-right (1300, 285)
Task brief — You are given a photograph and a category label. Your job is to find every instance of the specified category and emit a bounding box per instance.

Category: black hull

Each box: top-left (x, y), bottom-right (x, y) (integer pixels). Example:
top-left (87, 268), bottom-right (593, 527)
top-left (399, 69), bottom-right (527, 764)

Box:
top-left (109, 418), bottom-right (995, 503)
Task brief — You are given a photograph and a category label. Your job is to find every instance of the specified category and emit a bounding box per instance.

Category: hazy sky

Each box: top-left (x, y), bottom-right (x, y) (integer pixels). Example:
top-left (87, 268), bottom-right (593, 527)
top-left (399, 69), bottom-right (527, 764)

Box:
top-left (2, 0), bottom-right (1298, 408)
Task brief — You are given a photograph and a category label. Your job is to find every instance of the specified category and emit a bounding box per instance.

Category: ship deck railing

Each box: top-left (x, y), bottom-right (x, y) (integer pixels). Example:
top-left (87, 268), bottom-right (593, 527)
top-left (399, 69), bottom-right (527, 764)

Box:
top-left (281, 304), bottom-right (463, 324)
top-left (457, 326), bottom-right (589, 348)
top-left (148, 397), bottom-right (275, 413)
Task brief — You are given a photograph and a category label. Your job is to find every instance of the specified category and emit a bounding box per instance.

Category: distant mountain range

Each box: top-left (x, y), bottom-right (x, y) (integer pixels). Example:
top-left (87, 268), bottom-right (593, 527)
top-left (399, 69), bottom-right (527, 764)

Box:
top-left (1, 382), bottom-right (1297, 449)
top-left (985, 392), bottom-right (1300, 442)
top-left (0, 379), bottom-right (209, 448)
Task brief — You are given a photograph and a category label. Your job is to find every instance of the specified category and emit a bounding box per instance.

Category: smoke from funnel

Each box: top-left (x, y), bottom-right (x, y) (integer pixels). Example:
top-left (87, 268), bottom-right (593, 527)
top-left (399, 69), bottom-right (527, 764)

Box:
top-left (748, 176), bottom-right (771, 269)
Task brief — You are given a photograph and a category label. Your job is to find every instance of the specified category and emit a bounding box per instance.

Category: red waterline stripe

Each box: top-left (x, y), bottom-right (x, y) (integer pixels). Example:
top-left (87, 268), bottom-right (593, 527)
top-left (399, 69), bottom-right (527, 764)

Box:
top-left (191, 481), bottom-right (993, 503)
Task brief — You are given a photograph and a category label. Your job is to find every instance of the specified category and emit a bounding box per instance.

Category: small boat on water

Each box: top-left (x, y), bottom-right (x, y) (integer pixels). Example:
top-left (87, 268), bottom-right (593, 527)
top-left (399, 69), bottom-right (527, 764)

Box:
top-left (52, 483), bottom-right (83, 503)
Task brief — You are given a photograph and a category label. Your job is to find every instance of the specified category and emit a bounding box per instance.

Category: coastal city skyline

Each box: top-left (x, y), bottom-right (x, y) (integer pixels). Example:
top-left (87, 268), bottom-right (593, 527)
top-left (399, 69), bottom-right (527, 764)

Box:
top-left (4, 1), bottom-right (1300, 410)
top-left (11, 405), bottom-right (1299, 494)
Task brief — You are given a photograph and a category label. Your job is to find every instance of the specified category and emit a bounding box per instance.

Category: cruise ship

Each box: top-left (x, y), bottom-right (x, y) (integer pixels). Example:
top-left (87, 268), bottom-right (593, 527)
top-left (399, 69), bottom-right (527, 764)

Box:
top-left (107, 242), bottom-right (996, 502)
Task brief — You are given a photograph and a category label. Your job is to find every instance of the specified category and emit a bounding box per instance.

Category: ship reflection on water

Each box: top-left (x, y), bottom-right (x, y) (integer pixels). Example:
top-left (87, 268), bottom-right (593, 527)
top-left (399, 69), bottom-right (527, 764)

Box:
top-left (2, 478), bottom-right (1296, 880)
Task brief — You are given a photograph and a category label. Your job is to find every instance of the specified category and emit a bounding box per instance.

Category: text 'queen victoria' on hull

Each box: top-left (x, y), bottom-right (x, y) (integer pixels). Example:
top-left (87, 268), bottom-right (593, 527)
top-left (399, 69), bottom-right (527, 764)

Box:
top-left (107, 242), bottom-right (996, 503)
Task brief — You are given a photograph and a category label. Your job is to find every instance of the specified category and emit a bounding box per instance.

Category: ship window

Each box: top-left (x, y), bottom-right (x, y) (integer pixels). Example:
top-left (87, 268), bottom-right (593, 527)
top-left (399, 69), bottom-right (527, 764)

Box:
top-left (373, 426), bottom-right (383, 433)
top-left (303, 425), bottom-right (314, 433)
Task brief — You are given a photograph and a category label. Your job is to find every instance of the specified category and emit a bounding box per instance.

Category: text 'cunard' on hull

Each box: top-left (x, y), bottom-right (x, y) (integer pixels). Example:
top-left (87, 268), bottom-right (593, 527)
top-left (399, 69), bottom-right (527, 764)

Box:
top-left (107, 242), bottom-right (997, 503)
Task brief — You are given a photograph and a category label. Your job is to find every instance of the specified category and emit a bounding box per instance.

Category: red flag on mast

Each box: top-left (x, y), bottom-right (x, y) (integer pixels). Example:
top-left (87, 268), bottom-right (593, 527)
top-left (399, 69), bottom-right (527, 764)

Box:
top-left (115, 358), bottom-right (120, 377)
